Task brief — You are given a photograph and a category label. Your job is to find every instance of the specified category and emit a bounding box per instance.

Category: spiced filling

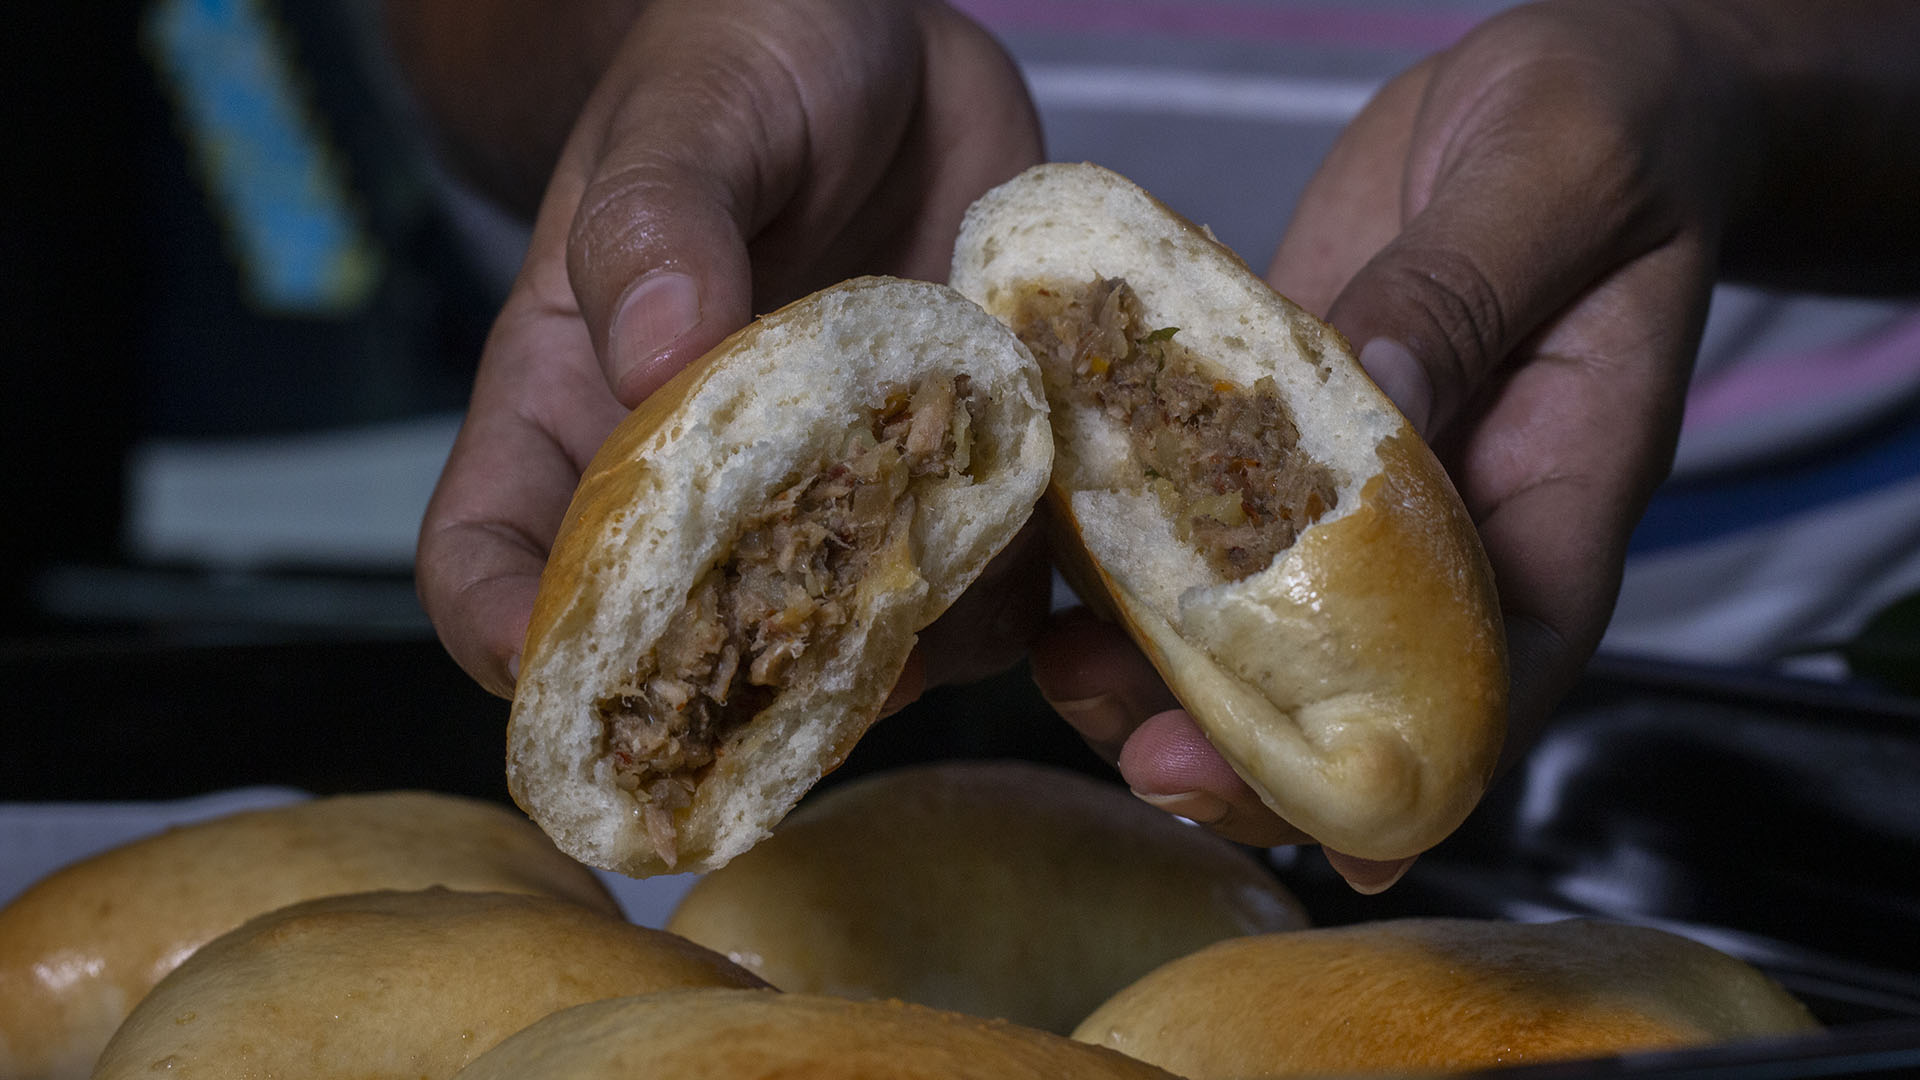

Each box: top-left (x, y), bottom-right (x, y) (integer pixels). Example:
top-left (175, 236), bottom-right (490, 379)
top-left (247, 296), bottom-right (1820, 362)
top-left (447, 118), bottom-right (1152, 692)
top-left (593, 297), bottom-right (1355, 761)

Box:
top-left (1011, 277), bottom-right (1338, 581)
top-left (595, 376), bottom-right (976, 865)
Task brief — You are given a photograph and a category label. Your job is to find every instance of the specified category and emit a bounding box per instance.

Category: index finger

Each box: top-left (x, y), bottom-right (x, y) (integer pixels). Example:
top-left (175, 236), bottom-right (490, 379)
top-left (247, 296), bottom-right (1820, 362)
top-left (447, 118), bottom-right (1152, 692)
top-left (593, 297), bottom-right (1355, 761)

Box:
top-left (416, 291), bottom-right (629, 697)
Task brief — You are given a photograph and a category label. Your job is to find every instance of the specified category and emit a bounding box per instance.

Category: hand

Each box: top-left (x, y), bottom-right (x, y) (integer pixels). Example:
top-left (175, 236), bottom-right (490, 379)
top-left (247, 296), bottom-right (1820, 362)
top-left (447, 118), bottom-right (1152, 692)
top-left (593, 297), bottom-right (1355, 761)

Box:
top-left (1032, 609), bottom-right (1420, 894)
top-left (414, 0), bottom-right (1045, 698)
top-left (1034, 0), bottom-right (1750, 890)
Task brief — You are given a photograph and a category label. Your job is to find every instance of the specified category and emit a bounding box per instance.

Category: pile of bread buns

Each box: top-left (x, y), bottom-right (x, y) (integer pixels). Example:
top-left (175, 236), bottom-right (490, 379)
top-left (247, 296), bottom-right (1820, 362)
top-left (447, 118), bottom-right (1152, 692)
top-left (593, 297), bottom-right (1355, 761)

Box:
top-left (1, 791), bottom-right (634, 1079)
top-left (1, 773), bottom-right (1817, 1079)
top-left (1, 166), bottom-right (1825, 1077)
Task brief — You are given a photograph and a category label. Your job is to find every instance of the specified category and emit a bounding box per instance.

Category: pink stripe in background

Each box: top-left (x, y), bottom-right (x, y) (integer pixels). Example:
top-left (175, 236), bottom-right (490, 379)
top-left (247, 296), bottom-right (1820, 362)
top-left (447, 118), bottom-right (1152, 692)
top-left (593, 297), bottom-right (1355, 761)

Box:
top-left (1683, 315), bottom-right (1920, 432)
top-left (949, 0), bottom-right (1484, 51)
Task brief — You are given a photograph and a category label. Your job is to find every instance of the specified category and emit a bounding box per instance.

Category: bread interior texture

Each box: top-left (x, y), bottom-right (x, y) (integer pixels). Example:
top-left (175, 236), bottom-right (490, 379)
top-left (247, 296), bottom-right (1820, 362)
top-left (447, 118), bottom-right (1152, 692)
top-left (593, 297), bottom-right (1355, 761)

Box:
top-left (1010, 276), bottom-right (1337, 581)
top-left (595, 376), bottom-right (979, 864)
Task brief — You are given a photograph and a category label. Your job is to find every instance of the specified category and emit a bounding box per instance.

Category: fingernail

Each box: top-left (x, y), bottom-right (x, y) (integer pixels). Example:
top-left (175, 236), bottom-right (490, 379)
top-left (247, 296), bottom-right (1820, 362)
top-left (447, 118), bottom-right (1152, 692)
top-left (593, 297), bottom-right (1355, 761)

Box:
top-left (1045, 693), bottom-right (1127, 744)
top-left (1134, 789), bottom-right (1231, 826)
top-left (506, 653), bottom-right (521, 685)
top-left (1334, 854), bottom-right (1415, 896)
top-left (1357, 338), bottom-right (1434, 438)
top-left (612, 271), bottom-right (701, 397)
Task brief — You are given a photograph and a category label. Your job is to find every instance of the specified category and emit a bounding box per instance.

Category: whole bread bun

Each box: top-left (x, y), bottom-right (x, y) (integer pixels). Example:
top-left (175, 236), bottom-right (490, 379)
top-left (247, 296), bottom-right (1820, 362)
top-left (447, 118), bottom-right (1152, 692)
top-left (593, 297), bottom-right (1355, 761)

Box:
top-left (455, 990), bottom-right (1178, 1079)
top-left (1073, 917), bottom-right (1820, 1076)
top-left (665, 760), bottom-right (1305, 1033)
top-left (92, 888), bottom-right (767, 1080)
top-left (951, 163), bottom-right (1506, 860)
top-left (509, 277), bottom-right (1052, 878)
top-left (0, 791), bottom-right (614, 1080)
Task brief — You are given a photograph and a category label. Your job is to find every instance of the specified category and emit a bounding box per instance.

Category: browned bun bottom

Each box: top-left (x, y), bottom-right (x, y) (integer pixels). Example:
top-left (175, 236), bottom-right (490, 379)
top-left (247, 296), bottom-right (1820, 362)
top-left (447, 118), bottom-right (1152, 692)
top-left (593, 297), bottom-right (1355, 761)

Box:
top-left (1073, 917), bottom-right (1820, 1076)
top-left (665, 760), bottom-right (1306, 1033)
top-left (0, 791), bottom-right (614, 1080)
top-left (457, 990), bottom-right (1180, 1080)
top-left (92, 888), bottom-right (767, 1080)
top-left (509, 277), bottom-right (1052, 877)
top-left (951, 163), bottom-right (1506, 860)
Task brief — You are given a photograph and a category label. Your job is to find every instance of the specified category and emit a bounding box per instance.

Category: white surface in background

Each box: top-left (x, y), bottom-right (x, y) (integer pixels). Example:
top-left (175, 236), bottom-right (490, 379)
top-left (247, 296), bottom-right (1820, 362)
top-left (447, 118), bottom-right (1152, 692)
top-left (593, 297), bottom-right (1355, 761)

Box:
top-left (0, 789), bottom-right (695, 929)
top-left (1026, 64), bottom-right (1379, 123)
top-left (0, 788), bottom-right (307, 907)
top-left (126, 414), bottom-right (462, 571)
top-left (599, 870), bottom-right (701, 928)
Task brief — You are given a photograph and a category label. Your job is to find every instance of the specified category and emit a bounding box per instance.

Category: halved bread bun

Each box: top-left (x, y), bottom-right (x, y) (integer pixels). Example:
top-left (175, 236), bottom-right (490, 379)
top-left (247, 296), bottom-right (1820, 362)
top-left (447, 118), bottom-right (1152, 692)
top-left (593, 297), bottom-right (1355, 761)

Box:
top-left (508, 277), bottom-right (1052, 877)
top-left (951, 163), bottom-right (1506, 860)
top-left (665, 760), bottom-right (1306, 1033)
top-left (0, 792), bottom-right (614, 1080)
top-left (456, 990), bottom-right (1179, 1079)
top-left (92, 889), bottom-right (767, 1080)
top-left (1073, 918), bottom-right (1819, 1076)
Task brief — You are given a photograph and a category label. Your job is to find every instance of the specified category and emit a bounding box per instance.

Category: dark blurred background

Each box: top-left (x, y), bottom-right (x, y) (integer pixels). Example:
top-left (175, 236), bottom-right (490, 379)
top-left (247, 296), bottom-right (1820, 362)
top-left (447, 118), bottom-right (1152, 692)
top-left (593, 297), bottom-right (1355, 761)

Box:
top-left (0, 0), bottom-right (1441, 650)
top-left (3, 0), bottom-right (496, 644)
top-left (7, 0), bottom-right (1917, 677)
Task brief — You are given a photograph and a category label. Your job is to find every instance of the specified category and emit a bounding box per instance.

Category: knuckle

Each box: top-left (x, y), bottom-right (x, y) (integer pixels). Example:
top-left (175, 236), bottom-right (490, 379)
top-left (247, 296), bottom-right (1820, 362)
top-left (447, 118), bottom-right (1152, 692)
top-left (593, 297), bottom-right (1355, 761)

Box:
top-left (1375, 248), bottom-right (1511, 384)
top-left (1461, 4), bottom-right (1576, 59)
top-left (565, 157), bottom-right (683, 282)
top-left (1470, 0), bottom-right (1677, 66)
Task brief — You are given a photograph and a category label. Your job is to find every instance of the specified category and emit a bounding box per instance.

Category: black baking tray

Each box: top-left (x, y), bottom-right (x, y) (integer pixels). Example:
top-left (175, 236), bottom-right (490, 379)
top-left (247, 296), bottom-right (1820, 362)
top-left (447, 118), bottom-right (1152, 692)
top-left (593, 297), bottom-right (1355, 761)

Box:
top-left (5, 635), bottom-right (1918, 1076)
top-left (1275, 653), bottom-right (1920, 1077)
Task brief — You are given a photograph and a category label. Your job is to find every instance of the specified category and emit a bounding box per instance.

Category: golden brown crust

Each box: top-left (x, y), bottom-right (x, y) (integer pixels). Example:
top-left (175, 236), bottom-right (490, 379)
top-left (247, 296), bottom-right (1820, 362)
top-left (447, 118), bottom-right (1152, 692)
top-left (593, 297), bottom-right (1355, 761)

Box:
top-left (522, 322), bottom-right (728, 667)
top-left (458, 990), bottom-right (1181, 1080)
top-left (508, 277), bottom-right (1053, 877)
top-left (1133, 433), bottom-right (1507, 857)
top-left (1072, 918), bottom-right (1820, 1076)
top-left (0, 792), bottom-right (615, 1080)
top-left (951, 164), bottom-right (1506, 859)
top-left (92, 889), bottom-right (767, 1080)
top-left (664, 761), bottom-right (1306, 1033)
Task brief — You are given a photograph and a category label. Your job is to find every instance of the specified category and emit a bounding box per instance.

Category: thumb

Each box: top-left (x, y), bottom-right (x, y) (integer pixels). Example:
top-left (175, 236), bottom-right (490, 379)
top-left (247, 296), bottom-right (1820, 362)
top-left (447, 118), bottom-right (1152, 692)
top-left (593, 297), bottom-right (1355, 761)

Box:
top-left (562, 123), bottom-right (757, 409)
top-left (1322, 112), bottom-right (1671, 442)
top-left (551, 17), bottom-right (810, 407)
top-left (1324, 192), bottom-right (1584, 442)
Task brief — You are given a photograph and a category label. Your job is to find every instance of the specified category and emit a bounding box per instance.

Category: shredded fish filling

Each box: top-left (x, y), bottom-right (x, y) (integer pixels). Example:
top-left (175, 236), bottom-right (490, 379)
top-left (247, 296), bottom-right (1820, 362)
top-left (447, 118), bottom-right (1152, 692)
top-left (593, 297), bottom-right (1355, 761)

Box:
top-left (1011, 277), bottom-right (1338, 581)
top-left (596, 376), bottom-right (976, 864)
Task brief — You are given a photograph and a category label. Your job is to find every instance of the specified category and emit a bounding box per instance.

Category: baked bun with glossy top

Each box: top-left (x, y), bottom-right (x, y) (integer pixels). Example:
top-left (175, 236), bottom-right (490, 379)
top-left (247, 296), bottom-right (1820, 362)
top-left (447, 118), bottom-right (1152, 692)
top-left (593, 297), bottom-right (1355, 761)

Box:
top-left (0, 791), bottom-right (615, 1080)
top-left (508, 277), bottom-right (1052, 877)
top-left (92, 888), bottom-right (767, 1080)
top-left (951, 163), bottom-right (1506, 860)
top-left (456, 990), bottom-right (1179, 1080)
top-left (666, 760), bottom-right (1305, 1033)
top-left (1073, 917), bottom-right (1819, 1076)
